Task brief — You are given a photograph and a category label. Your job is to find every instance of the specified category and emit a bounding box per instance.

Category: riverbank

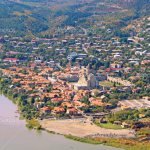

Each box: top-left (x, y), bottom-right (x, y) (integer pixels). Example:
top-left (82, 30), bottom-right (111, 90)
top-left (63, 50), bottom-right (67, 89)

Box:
top-left (40, 119), bottom-right (135, 138)
top-left (0, 91), bottom-right (149, 150)
top-left (1, 90), bottom-right (135, 139)
top-left (65, 135), bottom-right (150, 150)
top-left (1, 94), bottom-right (149, 150)
top-left (0, 94), bottom-right (120, 150)
top-left (40, 119), bottom-right (150, 150)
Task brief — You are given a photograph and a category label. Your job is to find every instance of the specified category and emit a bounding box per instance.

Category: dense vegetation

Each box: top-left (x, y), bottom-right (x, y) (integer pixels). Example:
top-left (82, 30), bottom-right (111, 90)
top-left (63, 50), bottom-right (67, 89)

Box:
top-left (0, 0), bottom-right (50, 36)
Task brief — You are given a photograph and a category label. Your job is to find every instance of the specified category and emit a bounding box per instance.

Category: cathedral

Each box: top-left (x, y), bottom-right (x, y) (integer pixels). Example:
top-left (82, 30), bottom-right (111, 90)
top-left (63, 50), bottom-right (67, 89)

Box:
top-left (74, 65), bottom-right (98, 90)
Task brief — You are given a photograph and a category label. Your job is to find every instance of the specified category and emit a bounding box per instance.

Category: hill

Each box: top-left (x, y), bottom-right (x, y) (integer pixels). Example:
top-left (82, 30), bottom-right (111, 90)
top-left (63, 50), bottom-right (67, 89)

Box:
top-left (0, 0), bottom-right (149, 36)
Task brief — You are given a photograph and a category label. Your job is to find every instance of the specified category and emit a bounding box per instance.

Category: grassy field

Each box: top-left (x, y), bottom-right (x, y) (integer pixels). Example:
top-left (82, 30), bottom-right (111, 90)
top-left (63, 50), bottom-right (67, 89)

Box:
top-left (95, 122), bottom-right (123, 130)
top-left (99, 123), bottom-right (123, 130)
top-left (99, 81), bottom-right (122, 87)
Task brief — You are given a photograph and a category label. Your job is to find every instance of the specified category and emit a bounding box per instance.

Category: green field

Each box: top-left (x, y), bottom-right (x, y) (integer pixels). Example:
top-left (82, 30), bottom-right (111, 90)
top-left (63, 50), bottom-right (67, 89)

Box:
top-left (95, 122), bottom-right (123, 130)
top-left (99, 81), bottom-right (122, 87)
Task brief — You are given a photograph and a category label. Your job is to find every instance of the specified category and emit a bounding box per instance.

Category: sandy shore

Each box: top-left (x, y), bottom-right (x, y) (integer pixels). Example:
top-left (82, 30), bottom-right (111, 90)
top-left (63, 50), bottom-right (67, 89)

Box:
top-left (40, 119), bottom-right (135, 138)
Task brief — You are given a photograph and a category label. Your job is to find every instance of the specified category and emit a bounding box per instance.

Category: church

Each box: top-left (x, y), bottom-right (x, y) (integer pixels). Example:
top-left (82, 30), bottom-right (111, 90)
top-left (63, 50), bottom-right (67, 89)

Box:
top-left (74, 65), bottom-right (99, 90)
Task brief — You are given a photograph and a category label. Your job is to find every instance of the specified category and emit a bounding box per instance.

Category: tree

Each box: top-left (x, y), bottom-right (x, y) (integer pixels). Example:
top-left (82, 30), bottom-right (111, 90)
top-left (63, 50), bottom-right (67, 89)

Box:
top-left (104, 61), bottom-right (110, 68)
top-left (113, 82), bottom-right (116, 87)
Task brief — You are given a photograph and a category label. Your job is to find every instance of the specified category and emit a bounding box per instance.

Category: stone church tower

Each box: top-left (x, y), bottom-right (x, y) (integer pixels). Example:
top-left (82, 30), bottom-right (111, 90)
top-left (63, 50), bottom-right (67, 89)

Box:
top-left (87, 73), bottom-right (98, 89)
top-left (74, 65), bottom-right (98, 90)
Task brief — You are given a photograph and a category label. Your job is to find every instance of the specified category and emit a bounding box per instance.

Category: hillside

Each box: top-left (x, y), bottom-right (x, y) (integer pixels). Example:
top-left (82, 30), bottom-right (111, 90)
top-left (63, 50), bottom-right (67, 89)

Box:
top-left (0, 0), bottom-right (149, 36)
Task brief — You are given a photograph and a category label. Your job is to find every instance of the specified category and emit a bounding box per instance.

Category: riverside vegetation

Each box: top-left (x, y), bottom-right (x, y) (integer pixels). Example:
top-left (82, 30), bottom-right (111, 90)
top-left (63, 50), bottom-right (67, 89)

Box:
top-left (65, 135), bottom-right (150, 150)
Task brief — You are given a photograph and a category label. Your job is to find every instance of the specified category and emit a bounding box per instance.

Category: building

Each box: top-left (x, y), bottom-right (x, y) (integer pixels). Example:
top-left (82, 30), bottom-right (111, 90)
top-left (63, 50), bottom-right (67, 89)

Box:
top-left (74, 65), bottom-right (98, 90)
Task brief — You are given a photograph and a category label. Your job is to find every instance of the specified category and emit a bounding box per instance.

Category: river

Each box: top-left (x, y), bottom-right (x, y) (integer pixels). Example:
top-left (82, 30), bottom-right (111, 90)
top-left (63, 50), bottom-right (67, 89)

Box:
top-left (0, 95), bottom-right (121, 150)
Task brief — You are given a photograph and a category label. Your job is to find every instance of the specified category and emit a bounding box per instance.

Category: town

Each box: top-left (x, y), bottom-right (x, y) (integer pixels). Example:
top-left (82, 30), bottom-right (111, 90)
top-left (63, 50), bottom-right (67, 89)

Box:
top-left (0, 15), bottom-right (150, 142)
top-left (0, 0), bottom-right (150, 150)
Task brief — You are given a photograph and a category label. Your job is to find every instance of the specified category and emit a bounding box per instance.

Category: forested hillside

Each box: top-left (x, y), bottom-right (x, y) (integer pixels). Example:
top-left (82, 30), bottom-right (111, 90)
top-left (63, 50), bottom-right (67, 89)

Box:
top-left (0, 0), bottom-right (50, 36)
top-left (0, 0), bottom-right (149, 36)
